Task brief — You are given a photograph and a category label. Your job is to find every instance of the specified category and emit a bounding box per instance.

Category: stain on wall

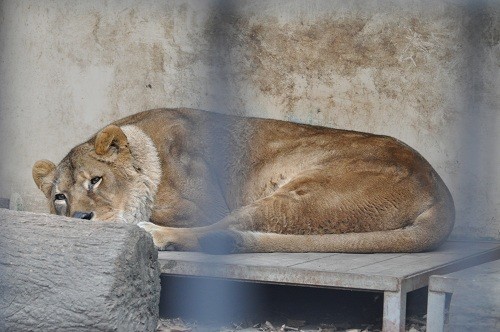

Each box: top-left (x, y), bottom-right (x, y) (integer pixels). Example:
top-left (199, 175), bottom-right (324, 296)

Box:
top-left (0, 0), bottom-right (498, 239)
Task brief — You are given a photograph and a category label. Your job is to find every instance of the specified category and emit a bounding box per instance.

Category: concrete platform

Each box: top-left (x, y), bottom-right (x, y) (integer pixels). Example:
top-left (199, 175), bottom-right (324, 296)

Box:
top-left (426, 259), bottom-right (500, 332)
top-left (159, 241), bottom-right (500, 332)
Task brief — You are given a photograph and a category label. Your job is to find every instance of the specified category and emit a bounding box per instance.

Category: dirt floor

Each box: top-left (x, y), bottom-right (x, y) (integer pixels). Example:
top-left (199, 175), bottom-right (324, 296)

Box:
top-left (158, 276), bottom-right (428, 332)
top-left (157, 316), bottom-right (427, 332)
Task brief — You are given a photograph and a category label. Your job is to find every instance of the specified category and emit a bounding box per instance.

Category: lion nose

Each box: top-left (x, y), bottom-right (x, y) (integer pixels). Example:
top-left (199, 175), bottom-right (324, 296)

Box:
top-left (73, 211), bottom-right (94, 220)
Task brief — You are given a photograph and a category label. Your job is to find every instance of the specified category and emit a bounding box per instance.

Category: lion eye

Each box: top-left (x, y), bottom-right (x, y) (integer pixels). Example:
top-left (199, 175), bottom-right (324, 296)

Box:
top-left (90, 176), bottom-right (102, 185)
top-left (54, 193), bottom-right (66, 201)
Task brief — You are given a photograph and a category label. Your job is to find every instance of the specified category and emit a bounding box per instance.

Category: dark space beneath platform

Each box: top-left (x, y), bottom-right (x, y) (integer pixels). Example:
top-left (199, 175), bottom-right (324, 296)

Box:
top-left (159, 275), bottom-right (428, 331)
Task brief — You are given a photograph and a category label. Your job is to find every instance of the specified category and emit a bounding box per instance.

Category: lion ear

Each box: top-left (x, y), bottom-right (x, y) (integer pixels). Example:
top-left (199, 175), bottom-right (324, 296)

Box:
top-left (32, 160), bottom-right (56, 198)
top-left (94, 125), bottom-right (129, 156)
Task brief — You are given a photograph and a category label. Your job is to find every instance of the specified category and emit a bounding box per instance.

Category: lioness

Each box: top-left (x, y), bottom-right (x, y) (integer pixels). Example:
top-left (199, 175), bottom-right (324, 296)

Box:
top-left (33, 108), bottom-right (454, 253)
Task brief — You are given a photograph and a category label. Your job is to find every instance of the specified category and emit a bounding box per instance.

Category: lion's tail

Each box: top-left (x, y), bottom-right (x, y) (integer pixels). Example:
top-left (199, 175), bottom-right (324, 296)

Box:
top-left (199, 196), bottom-right (455, 254)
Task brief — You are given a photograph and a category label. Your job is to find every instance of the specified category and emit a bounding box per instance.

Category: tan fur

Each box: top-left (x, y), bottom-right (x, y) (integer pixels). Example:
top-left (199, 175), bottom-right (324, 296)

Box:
top-left (33, 108), bottom-right (455, 253)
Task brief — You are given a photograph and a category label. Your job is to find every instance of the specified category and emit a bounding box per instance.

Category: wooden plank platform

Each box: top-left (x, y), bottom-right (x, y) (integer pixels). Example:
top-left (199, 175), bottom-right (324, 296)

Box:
top-left (158, 241), bottom-right (500, 332)
top-left (426, 259), bottom-right (500, 332)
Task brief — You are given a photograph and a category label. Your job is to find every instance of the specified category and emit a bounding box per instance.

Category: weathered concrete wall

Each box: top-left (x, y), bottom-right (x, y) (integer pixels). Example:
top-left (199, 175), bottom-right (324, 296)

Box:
top-left (0, 0), bottom-right (498, 239)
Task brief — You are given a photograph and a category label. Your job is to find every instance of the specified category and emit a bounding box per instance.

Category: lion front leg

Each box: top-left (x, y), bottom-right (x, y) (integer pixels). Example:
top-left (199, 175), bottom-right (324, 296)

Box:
top-left (137, 222), bottom-right (201, 251)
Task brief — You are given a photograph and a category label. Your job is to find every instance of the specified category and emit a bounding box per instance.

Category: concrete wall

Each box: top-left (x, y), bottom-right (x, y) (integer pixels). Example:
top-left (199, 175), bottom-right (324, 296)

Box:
top-left (0, 0), bottom-right (498, 240)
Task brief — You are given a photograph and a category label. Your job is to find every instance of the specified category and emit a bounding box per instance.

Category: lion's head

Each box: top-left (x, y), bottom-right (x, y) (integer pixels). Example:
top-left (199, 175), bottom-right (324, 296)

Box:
top-left (32, 125), bottom-right (161, 223)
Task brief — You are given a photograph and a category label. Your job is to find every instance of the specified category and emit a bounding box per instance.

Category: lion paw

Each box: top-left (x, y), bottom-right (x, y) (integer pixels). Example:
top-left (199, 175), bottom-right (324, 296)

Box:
top-left (137, 222), bottom-right (177, 251)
